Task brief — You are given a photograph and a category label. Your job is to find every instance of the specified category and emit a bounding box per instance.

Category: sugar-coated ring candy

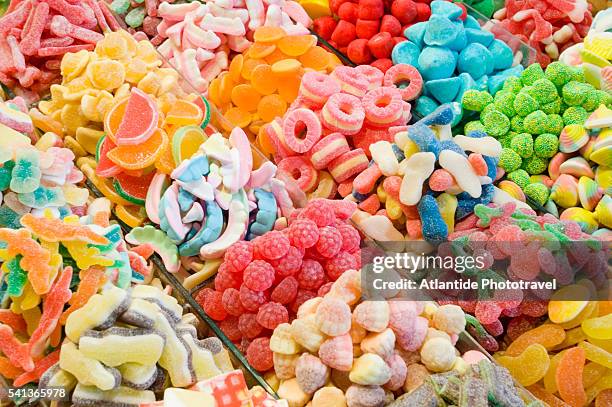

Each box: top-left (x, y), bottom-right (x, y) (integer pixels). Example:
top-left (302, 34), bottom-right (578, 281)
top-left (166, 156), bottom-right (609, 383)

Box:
top-left (299, 71), bottom-right (342, 105)
top-left (383, 64), bottom-right (423, 101)
top-left (354, 65), bottom-right (384, 90)
top-left (278, 156), bottom-right (319, 192)
top-left (362, 87), bottom-right (403, 126)
top-left (281, 108), bottom-right (322, 153)
top-left (328, 148), bottom-right (369, 182)
top-left (330, 66), bottom-right (369, 97)
top-left (321, 93), bottom-right (365, 135)
top-left (309, 132), bottom-right (350, 170)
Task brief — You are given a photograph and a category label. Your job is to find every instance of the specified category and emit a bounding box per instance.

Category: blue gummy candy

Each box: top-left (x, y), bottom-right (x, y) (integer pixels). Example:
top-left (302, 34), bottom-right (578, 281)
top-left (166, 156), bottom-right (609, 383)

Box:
top-left (440, 139), bottom-right (467, 157)
top-left (458, 43), bottom-right (492, 79)
top-left (447, 21), bottom-right (467, 51)
top-left (418, 195), bottom-right (448, 244)
top-left (465, 28), bottom-right (494, 47)
top-left (247, 189), bottom-right (277, 239)
top-left (456, 184), bottom-right (494, 218)
top-left (10, 151), bottom-right (41, 194)
top-left (391, 144), bottom-right (405, 162)
top-left (489, 39), bottom-right (514, 71)
top-left (466, 130), bottom-right (487, 138)
top-left (392, 41), bottom-right (420, 68)
top-left (415, 96), bottom-right (439, 118)
top-left (449, 102), bottom-right (463, 127)
top-left (179, 200), bottom-right (223, 256)
top-left (425, 77), bottom-right (462, 103)
top-left (487, 73), bottom-right (508, 95)
top-left (421, 104), bottom-right (455, 126)
top-left (483, 155), bottom-right (498, 180)
top-left (455, 72), bottom-right (477, 103)
top-left (424, 15), bottom-right (458, 48)
top-left (408, 123), bottom-right (441, 157)
top-left (176, 154), bottom-right (209, 182)
top-left (18, 186), bottom-right (63, 209)
top-left (500, 64), bottom-right (524, 78)
top-left (475, 75), bottom-right (489, 91)
top-left (430, 0), bottom-right (463, 19)
top-left (405, 22), bottom-right (427, 49)
top-left (178, 187), bottom-right (196, 212)
top-left (464, 15), bottom-right (481, 30)
top-left (418, 46), bottom-right (457, 81)
top-left (158, 196), bottom-right (183, 244)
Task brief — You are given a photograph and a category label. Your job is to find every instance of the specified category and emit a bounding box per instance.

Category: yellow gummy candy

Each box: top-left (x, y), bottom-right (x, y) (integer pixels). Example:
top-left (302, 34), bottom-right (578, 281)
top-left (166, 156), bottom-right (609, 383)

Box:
top-left (578, 340), bottom-right (612, 369)
top-left (385, 197), bottom-right (403, 220)
top-left (59, 341), bottom-right (120, 391)
top-left (496, 344), bottom-right (550, 386)
top-left (436, 193), bottom-right (457, 234)
top-left (560, 301), bottom-right (600, 330)
top-left (582, 314), bottom-right (612, 340)
top-left (583, 362), bottom-right (608, 389)
top-left (548, 285), bottom-right (591, 323)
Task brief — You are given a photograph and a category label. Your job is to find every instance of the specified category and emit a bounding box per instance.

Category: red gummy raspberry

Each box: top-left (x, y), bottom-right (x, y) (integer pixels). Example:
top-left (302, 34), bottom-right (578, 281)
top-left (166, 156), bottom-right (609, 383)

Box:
top-left (355, 18), bottom-right (380, 39)
top-left (338, 224), bottom-right (361, 252)
top-left (347, 39), bottom-right (373, 64)
top-left (288, 219), bottom-right (319, 249)
top-left (331, 20), bottom-right (357, 47)
top-left (414, 2), bottom-right (430, 21)
top-left (224, 241), bottom-right (253, 272)
top-left (214, 263), bottom-right (241, 291)
top-left (380, 14), bottom-right (402, 37)
top-left (255, 230), bottom-right (290, 260)
top-left (238, 313), bottom-right (263, 339)
top-left (246, 337), bottom-right (274, 372)
top-left (256, 302), bottom-right (289, 330)
top-left (203, 291), bottom-right (227, 321)
top-left (239, 284), bottom-right (268, 311)
top-left (290, 289), bottom-right (317, 313)
top-left (271, 276), bottom-right (299, 304)
top-left (338, 2), bottom-right (358, 23)
top-left (316, 226), bottom-right (343, 258)
top-left (368, 32), bottom-right (394, 59)
top-left (318, 282), bottom-right (334, 296)
top-left (220, 316), bottom-right (241, 341)
top-left (358, 0), bottom-right (384, 20)
top-left (325, 251), bottom-right (358, 281)
top-left (243, 260), bottom-right (275, 291)
top-left (236, 337), bottom-right (251, 353)
top-left (313, 17), bottom-right (338, 40)
top-left (296, 259), bottom-right (326, 290)
top-left (269, 245), bottom-right (304, 277)
top-left (391, 0), bottom-right (417, 24)
top-left (194, 287), bottom-right (214, 307)
top-left (222, 288), bottom-right (246, 316)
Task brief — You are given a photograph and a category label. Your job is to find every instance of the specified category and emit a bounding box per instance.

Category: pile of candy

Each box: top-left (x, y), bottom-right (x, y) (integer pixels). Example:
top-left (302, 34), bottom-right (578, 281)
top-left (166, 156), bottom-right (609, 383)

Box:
top-left (0, 0), bottom-right (120, 98)
top-left (392, 0), bottom-right (523, 118)
top-left (193, 198), bottom-right (362, 364)
top-left (492, 0), bottom-right (593, 66)
top-left (452, 0), bottom-right (505, 18)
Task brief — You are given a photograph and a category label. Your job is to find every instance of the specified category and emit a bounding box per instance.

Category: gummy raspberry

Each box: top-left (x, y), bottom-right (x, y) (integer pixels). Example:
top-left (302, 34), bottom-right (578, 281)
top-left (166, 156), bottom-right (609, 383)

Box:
top-left (246, 337), bottom-right (274, 371)
top-left (271, 276), bottom-right (299, 304)
top-left (220, 316), bottom-right (241, 341)
top-left (203, 290), bottom-right (227, 321)
top-left (337, 224), bottom-right (360, 252)
top-left (194, 287), bottom-right (214, 307)
top-left (316, 226), bottom-right (343, 258)
top-left (289, 219), bottom-right (320, 249)
top-left (300, 199), bottom-right (335, 227)
top-left (288, 208), bottom-right (303, 224)
top-left (222, 288), bottom-right (246, 316)
top-left (296, 259), bottom-right (326, 290)
top-left (256, 302), bottom-right (289, 330)
top-left (483, 320), bottom-right (504, 337)
top-left (224, 241), bottom-right (253, 272)
top-left (291, 289), bottom-right (317, 313)
top-left (269, 245), bottom-right (304, 277)
top-left (325, 251), bottom-right (358, 281)
top-left (243, 260), bottom-right (275, 291)
top-left (214, 263), bottom-right (241, 291)
top-left (358, 0), bottom-right (384, 20)
top-left (255, 230), bottom-right (290, 260)
top-left (318, 282), bottom-right (333, 296)
top-left (313, 16), bottom-right (337, 40)
top-left (238, 313), bottom-right (263, 339)
top-left (239, 284), bottom-right (268, 311)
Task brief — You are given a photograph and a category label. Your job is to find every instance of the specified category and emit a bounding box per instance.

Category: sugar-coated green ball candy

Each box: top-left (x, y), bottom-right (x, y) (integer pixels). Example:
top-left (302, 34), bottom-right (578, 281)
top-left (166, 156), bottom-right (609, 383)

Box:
top-left (481, 103), bottom-right (499, 117)
top-left (562, 106), bottom-right (588, 125)
top-left (482, 109), bottom-right (510, 137)
top-left (545, 62), bottom-right (574, 87)
top-left (507, 169), bottom-right (530, 189)
top-left (531, 78), bottom-right (558, 104)
top-left (544, 114), bottom-right (564, 134)
top-left (562, 81), bottom-right (593, 106)
top-left (462, 90), bottom-right (493, 111)
top-left (583, 90), bottom-right (612, 112)
top-left (521, 64), bottom-right (545, 86)
top-left (499, 148), bottom-right (522, 172)
top-left (510, 133), bottom-right (534, 158)
top-left (494, 91), bottom-right (516, 117)
top-left (498, 136), bottom-right (512, 148)
top-left (540, 98), bottom-right (561, 115)
top-left (510, 116), bottom-right (524, 133)
top-left (514, 92), bottom-right (539, 117)
top-left (534, 133), bottom-right (559, 158)
top-left (464, 120), bottom-right (486, 134)
top-left (522, 155), bottom-right (548, 175)
top-left (524, 183), bottom-right (550, 206)
top-left (523, 110), bottom-right (547, 134)
top-left (503, 76), bottom-right (523, 94)
top-left (570, 66), bottom-right (585, 83)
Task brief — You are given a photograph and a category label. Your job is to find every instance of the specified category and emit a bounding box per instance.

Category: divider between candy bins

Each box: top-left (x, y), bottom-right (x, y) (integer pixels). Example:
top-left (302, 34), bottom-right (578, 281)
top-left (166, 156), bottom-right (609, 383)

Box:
top-left (0, 0), bottom-right (610, 406)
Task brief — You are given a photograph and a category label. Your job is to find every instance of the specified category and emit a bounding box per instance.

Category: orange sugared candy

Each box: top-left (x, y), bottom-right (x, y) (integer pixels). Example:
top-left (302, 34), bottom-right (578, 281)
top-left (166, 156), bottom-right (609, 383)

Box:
top-left (277, 35), bottom-right (317, 56)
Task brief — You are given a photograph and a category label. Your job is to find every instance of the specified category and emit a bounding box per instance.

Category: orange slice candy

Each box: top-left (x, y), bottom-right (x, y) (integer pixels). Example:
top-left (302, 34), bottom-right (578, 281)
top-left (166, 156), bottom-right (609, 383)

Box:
top-left (103, 97), bottom-right (129, 143)
top-left (164, 100), bottom-right (203, 126)
top-left (299, 46), bottom-right (331, 71)
top-left (231, 84), bottom-right (262, 112)
top-left (251, 64), bottom-right (277, 95)
top-left (229, 54), bottom-right (244, 83)
top-left (277, 35), bottom-right (317, 56)
top-left (249, 43), bottom-right (277, 59)
top-left (253, 26), bottom-right (286, 43)
top-left (107, 128), bottom-right (168, 170)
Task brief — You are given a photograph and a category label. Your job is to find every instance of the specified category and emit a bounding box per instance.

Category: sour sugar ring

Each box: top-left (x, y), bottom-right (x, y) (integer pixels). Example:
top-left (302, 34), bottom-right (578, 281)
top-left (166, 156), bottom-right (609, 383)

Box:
top-left (363, 87), bottom-right (404, 126)
top-left (328, 148), bottom-right (369, 183)
top-left (383, 64), bottom-right (423, 101)
top-left (278, 156), bottom-right (319, 192)
top-left (309, 132), bottom-right (350, 170)
top-left (299, 71), bottom-right (342, 105)
top-left (321, 93), bottom-right (365, 135)
top-left (281, 108), bottom-right (322, 153)
top-left (354, 65), bottom-right (384, 90)
top-left (331, 66), bottom-right (369, 97)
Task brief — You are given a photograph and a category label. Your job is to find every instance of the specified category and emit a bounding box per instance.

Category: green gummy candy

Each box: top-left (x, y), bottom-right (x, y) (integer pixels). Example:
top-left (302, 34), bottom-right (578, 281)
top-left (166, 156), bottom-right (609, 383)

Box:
top-left (523, 183), bottom-right (549, 206)
top-left (514, 218), bottom-right (541, 232)
top-left (507, 169), bottom-right (530, 189)
top-left (125, 6), bottom-right (146, 28)
top-left (530, 79), bottom-right (558, 104)
top-left (474, 204), bottom-right (503, 227)
top-left (545, 62), bottom-right (573, 87)
top-left (125, 225), bottom-right (179, 273)
top-left (493, 91), bottom-right (516, 117)
top-left (510, 133), bottom-right (533, 158)
top-left (562, 106), bottom-right (588, 125)
top-left (482, 109), bottom-right (510, 137)
top-left (533, 133), bottom-right (558, 158)
top-left (462, 90), bottom-right (492, 112)
top-left (510, 116), bottom-right (524, 133)
top-left (513, 92), bottom-right (539, 117)
top-left (0, 206), bottom-right (21, 229)
top-left (110, 0), bottom-right (130, 14)
top-left (562, 81), bottom-right (593, 106)
top-left (523, 110), bottom-right (547, 134)
top-left (10, 150), bottom-right (41, 194)
top-left (6, 256), bottom-right (27, 297)
top-left (0, 160), bottom-right (14, 191)
top-left (521, 64), bottom-right (545, 86)
top-left (503, 76), bottom-right (523, 94)
top-left (544, 114), bottom-right (564, 134)
top-left (18, 186), bottom-right (64, 209)
top-left (522, 155), bottom-right (548, 175)
top-left (499, 148), bottom-right (522, 172)
top-left (464, 120), bottom-right (486, 134)
top-left (540, 98), bottom-right (561, 115)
